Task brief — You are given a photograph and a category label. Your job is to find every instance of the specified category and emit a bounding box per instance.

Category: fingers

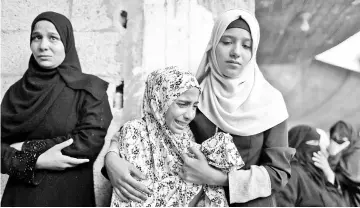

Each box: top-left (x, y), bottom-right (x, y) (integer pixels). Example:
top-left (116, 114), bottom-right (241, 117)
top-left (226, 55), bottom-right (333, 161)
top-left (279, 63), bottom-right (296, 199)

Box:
top-left (312, 156), bottom-right (321, 163)
top-left (54, 138), bottom-right (73, 150)
top-left (126, 162), bottom-right (151, 195)
top-left (313, 161), bottom-right (322, 168)
top-left (119, 185), bottom-right (144, 203)
top-left (114, 188), bottom-right (129, 202)
top-left (178, 167), bottom-right (189, 182)
top-left (313, 151), bottom-right (326, 159)
top-left (62, 155), bottom-right (89, 165)
top-left (339, 140), bottom-right (350, 150)
top-left (189, 146), bottom-right (206, 161)
top-left (122, 174), bottom-right (151, 198)
top-left (129, 165), bottom-right (147, 180)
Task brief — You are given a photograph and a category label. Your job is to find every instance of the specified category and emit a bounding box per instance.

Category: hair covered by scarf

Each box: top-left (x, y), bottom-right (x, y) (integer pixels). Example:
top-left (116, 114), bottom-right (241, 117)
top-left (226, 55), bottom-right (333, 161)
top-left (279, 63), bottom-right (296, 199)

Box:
top-left (1, 11), bottom-right (107, 142)
top-left (143, 66), bottom-right (201, 127)
top-left (329, 120), bottom-right (360, 183)
top-left (289, 125), bottom-right (328, 189)
top-left (111, 66), bottom-right (244, 207)
top-left (195, 9), bottom-right (288, 136)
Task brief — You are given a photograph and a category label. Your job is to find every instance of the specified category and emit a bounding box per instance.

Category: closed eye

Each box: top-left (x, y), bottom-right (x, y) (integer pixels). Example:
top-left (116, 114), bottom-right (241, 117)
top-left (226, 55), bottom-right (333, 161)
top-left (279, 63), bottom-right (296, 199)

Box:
top-left (243, 44), bottom-right (251, 49)
top-left (176, 102), bottom-right (188, 107)
top-left (222, 40), bottom-right (232, 45)
top-left (50, 36), bottom-right (60, 41)
top-left (31, 35), bottom-right (42, 41)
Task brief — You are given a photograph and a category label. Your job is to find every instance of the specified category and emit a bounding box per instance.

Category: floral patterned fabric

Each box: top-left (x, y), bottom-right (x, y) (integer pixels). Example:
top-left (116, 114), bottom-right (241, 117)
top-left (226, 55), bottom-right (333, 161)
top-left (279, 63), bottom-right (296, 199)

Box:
top-left (110, 66), bottom-right (244, 207)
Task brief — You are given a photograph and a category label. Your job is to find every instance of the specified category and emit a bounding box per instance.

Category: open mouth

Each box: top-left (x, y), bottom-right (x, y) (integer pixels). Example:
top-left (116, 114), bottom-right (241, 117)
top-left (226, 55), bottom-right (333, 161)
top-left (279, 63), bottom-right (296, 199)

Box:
top-left (174, 120), bottom-right (187, 127)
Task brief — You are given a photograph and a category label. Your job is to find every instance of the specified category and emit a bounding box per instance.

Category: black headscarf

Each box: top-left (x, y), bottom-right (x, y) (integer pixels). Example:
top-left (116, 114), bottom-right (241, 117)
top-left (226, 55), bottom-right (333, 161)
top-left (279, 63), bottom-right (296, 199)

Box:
top-left (226, 17), bottom-right (251, 34)
top-left (288, 125), bottom-right (327, 188)
top-left (329, 120), bottom-right (360, 205)
top-left (1, 11), bottom-right (108, 142)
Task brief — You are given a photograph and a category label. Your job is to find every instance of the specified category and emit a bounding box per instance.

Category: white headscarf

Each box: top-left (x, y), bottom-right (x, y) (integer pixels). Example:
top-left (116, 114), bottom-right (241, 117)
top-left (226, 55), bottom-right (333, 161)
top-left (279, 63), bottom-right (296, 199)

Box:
top-left (196, 9), bottom-right (288, 136)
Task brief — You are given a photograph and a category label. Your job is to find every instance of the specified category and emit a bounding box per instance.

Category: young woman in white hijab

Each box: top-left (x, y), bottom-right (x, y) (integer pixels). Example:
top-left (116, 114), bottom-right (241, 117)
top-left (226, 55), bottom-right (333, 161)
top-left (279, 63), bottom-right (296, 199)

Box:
top-left (103, 9), bottom-right (295, 206)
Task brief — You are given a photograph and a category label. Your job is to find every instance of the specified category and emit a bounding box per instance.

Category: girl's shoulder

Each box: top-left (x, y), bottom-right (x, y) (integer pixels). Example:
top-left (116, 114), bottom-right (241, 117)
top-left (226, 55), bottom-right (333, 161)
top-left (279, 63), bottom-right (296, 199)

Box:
top-left (121, 118), bottom-right (147, 132)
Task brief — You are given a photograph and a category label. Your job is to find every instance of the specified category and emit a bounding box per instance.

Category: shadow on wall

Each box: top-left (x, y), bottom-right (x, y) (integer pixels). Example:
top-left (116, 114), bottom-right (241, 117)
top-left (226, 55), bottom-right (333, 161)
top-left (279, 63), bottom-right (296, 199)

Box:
top-left (261, 61), bottom-right (360, 132)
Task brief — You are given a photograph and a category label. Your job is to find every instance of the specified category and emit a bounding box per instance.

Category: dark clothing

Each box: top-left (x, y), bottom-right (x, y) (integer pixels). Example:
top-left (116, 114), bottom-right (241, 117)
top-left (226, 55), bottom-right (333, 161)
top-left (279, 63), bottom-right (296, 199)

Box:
top-left (1, 11), bottom-right (112, 206)
top-left (288, 125), bottom-right (326, 188)
top-left (1, 12), bottom-right (107, 140)
top-left (335, 170), bottom-right (360, 207)
top-left (1, 85), bottom-right (112, 206)
top-left (189, 109), bottom-right (294, 207)
top-left (329, 121), bottom-right (360, 207)
top-left (276, 162), bottom-right (347, 207)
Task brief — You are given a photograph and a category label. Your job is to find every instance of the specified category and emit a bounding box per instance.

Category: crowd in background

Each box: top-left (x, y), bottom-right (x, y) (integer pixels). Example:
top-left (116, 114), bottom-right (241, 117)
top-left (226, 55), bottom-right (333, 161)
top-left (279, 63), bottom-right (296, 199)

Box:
top-left (276, 120), bottom-right (360, 207)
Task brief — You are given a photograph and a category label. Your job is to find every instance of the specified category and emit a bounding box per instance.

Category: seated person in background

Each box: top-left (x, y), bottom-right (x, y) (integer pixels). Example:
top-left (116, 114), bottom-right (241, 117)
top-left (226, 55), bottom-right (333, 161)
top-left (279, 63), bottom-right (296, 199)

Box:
top-left (275, 125), bottom-right (347, 207)
top-left (313, 120), bottom-right (360, 207)
top-left (107, 66), bottom-right (244, 207)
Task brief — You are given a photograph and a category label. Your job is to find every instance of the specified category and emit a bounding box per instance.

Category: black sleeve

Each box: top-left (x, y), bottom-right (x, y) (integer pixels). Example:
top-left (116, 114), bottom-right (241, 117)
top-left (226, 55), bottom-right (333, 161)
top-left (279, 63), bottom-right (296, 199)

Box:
top-left (1, 143), bottom-right (47, 185)
top-left (22, 93), bottom-right (113, 162)
top-left (275, 165), bottom-right (299, 207)
top-left (261, 120), bottom-right (296, 192)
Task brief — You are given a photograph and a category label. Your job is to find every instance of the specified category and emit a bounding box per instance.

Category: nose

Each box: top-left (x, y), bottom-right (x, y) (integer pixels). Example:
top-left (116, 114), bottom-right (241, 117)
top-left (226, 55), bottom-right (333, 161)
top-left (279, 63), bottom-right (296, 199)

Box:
top-left (183, 107), bottom-right (196, 121)
top-left (230, 42), bottom-right (241, 58)
top-left (39, 38), bottom-right (50, 50)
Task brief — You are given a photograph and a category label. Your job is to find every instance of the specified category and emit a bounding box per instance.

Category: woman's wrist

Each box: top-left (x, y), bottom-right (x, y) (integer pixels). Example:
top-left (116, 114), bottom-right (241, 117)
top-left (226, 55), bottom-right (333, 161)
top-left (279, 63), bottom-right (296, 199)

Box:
top-left (105, 151), bottom-right (119, 164)
top-left (105, 150), bottom-right (120, 159)
top-left (208, 168), bottom-right (228, 186)
top-left (325, 169), bottom-right (335, 184)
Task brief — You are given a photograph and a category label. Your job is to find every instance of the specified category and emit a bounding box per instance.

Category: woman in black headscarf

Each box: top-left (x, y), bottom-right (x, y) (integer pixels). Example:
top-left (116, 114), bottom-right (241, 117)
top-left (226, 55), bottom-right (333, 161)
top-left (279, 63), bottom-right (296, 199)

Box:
top-left (1, 11), bottom-right (112, 206)
top-left (321, 121), bottom-right (360, 206)
top-left (275, 125), bottom-right (347, 207)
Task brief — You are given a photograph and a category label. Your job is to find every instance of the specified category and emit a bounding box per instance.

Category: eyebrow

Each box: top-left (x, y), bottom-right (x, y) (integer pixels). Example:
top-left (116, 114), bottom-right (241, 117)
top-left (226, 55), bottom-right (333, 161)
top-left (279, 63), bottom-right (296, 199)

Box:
top-left (31, 31), bottom-right (60, 36)
top-left (221, 35), bottom-right (251, 42)
top-left (176, 99), bottom-right (199, 104)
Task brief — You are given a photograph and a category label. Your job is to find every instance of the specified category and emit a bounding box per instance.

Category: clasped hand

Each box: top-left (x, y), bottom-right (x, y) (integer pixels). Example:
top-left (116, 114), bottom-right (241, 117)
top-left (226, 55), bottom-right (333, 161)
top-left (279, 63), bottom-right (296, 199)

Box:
top-left (11, 139), bottom-right (89, 171)
top-left (312, 151), bottom-right (335, 184)
top-left (179, 146), bottom-right (228, 186)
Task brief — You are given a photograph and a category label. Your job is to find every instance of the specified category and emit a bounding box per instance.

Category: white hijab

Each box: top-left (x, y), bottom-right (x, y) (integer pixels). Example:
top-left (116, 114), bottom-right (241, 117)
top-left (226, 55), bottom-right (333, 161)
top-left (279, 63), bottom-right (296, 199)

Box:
top-left (196, 9), bottom-right (288, 136)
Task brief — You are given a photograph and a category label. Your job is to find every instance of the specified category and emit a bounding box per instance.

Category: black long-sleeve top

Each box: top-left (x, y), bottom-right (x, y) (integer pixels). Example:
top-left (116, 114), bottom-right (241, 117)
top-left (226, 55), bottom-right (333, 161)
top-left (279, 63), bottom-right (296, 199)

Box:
top-left (1, 86), bottom-right (112, 207)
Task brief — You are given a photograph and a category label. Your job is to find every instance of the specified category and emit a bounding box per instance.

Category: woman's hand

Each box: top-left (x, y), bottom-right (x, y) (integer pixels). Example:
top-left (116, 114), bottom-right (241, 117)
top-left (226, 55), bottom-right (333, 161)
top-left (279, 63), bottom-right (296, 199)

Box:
top-left (10, 142), bottom-right (24, 151)
top-left (312, 151), bottom-right (335, 184)
top-left (36, 139), bottom-right (89, 170)
top-left (179, 146), bottom-right (228, 186)
top-left (328, 139), bottom-right (350, 156)
top-left (104, 151), bottom-right (152, 203)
